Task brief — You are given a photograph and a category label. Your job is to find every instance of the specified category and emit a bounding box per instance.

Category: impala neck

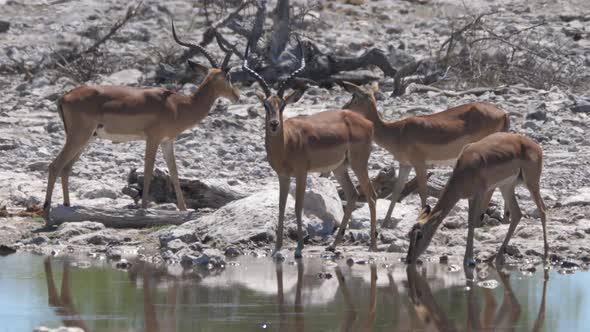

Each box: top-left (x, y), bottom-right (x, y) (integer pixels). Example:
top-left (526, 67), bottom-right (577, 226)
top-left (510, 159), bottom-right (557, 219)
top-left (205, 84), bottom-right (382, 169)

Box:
top-left (180, 75), bottom-right (220, 124)
top-left (265, 120), bottom-right (288, 168)
top-left (425, 183), bottom-right (462, 230)
top-left (349, 101), bottom-right (388, 139)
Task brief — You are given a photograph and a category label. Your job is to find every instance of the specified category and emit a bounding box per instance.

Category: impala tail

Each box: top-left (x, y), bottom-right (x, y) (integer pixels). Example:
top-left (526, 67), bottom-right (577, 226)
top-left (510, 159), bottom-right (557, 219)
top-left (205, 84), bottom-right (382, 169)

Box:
top-left (503, 112), bottom-right (511, 132)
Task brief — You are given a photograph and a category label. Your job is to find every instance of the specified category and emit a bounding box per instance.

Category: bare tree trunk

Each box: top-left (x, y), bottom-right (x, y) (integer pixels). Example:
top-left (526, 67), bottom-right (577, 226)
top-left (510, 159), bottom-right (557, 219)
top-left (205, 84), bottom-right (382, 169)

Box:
top-left (270, 0), bottom-right (290, 64)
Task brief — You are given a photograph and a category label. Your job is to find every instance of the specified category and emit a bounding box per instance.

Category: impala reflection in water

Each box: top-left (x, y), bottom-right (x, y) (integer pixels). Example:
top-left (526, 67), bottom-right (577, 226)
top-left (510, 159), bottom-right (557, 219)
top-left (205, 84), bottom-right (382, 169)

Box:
top-left (0, 253), bottom-right (582, 332)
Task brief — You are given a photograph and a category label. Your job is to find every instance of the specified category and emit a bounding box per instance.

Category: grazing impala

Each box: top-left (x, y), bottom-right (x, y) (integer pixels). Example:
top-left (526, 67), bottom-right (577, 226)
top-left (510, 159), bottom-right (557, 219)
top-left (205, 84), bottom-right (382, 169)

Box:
top-left (341, 82), bottom-right (510, 228)
top-left (243, 38), bottom-right (377, 257)
top-left (405, 132), bottom-right (548, 267)
top-left (42, 21), bottom-right (240, 223)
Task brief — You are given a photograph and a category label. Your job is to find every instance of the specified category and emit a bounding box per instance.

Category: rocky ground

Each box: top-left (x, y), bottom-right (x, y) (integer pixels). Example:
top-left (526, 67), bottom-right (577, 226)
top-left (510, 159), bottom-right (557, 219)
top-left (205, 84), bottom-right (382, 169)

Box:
top-left (1, 0), bottom-right (590, 272)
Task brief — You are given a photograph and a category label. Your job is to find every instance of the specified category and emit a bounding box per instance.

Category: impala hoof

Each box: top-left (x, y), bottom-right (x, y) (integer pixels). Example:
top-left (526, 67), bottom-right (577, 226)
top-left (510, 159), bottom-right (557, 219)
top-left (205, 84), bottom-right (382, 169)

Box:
top-left (464, 258), bottom-right (476, 267)
top-left (271, 250), bottom-right (285, 262)
top-left (294, 248), bottom-right (303, 259)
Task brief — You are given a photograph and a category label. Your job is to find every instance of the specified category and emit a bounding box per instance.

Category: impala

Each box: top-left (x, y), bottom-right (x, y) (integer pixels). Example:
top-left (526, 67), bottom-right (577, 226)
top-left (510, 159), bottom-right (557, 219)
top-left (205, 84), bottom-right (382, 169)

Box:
top-left (243, 38), bottom-right (377, 257)
top-left (405, 132), bottom-right (548, 266)
top-left (42, 21), bottom-right (239, 223)
top-left (341, 82), bottom-right (510, 228)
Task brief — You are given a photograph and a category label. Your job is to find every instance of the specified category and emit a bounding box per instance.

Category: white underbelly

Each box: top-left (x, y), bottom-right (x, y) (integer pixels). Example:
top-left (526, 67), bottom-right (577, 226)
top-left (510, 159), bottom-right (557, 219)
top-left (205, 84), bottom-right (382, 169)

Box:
top-left (96, 127), bottom-right (145, 143)
top-left (309, 157), bottom-right (346, 173)
top-left (487, 173), bottom-right (519, 191)
top-left (426, 158), bottom-right (457, 167)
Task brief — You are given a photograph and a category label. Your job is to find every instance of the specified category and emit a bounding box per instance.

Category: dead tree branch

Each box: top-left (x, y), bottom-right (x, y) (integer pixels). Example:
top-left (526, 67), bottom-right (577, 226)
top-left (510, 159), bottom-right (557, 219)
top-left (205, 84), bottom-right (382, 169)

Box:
top-left (269, 0), bottom-right (290, 63)
top-left (65, 1), bottom-right (143, 64)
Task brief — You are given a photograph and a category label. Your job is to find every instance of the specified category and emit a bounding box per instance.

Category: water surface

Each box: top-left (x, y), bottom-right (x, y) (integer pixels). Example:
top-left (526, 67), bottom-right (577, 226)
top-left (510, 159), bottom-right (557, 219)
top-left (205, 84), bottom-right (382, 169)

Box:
top-left (0, 253), bottom-right (588, 331)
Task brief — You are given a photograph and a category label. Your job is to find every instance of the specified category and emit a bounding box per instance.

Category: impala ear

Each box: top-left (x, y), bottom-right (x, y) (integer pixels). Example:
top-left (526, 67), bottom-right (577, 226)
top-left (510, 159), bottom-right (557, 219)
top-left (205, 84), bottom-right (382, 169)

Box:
top-left (370, 81), bottom-right (380, 93)
top-left (187, 60), bottom-right (209, 74)
top-left (284, 87), bottom-right (306, 105)
top-left (340, 81), bottom-right (362, 95)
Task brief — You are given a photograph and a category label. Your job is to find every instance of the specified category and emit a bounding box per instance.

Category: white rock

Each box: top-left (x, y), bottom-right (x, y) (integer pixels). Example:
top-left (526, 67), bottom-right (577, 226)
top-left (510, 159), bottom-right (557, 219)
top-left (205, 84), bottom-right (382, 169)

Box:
top-left (351, 199), bottom-right (419, 230)
top-left (33, 327), bottom-right (85, 332)
top-left (79, 185), bottom-right (118, 200)
top-left (100, 69), bottom-right (143, 86)
top-left (563, 187), bottom-right (590, 206)
top-left (181, 177), bottom-right (343, 244)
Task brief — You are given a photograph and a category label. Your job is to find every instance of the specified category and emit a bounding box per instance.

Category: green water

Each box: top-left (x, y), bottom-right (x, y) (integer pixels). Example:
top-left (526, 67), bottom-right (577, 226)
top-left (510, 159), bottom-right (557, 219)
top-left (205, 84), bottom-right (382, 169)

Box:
top-left (0, 253), bottom-right (588, 332)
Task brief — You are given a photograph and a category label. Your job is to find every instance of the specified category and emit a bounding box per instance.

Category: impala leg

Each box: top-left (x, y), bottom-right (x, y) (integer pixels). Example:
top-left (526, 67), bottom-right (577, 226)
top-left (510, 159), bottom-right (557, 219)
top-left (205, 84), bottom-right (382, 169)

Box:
top-left (465, 193), bottom-right (483, 267)
top-left (328, 164), bottom-right (359, 251)
top-left (141, 137), bottom-right (161, 209)
top-left (43, 258), bottom-right (59, 307)
top-left (351, 159), bottom-right (377, 252)
top-left (44, 127), bottom-right (95, 223)
top-left (495, 183), bottom-right (522, 267)
top-left (161, 140), bottom-right (186, 211)
top-left (383, 164), bottom-right (411, 228)
top-left (274, 175), bottom-right (291, 256)
top-left (294, 173), bottom-right (307, 258)
top-left (414, 163), bottom-right (429, 208)
top-left (523, 168), bottom-right (549, 262)
top-left (60, 150), bottom-right (83, 207)
top-left (475, 189), bottom-right (494, 228)
top-left (61, 136), bottom-right (94, 207)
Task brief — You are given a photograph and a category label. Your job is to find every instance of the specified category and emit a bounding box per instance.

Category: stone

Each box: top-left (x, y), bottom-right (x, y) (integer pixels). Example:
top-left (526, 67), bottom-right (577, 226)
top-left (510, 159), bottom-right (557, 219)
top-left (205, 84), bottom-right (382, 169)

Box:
top-left (179, 178), bottom-right (343, 245)
top-left (159, 228), bottom-right (199, 247)
top-left (0, 21), bottom-right (9, 33)
top-left (115, 259), bottom-right (132, 270)
top-left (33, 327), bottom-right (85, 332)
top-left (69, 230), bottom-right (121, 245)
top-left (27, 161), bottom-right (49, 171)
top-left (182, 248), bottom-right (225, 268)
top-left (526, 106), bottom-right (547, 121)
top-left (80, 186), bottom-right (118, 200)
top-left (288, 176), bottom-right (344, 236)
top-left (55, 221), bottom-right (105, 239)
top-left (477, 280), bottom-right (499, 289)
top-left (224, 247), bottom-right (242, 257)
top-left (165, 239), bottom-right (186, 253)
top-left (443, 217), bottom-right (465, 229)
top-left (101, 69), bottom-right (143, 86)
top-left (0, 244), bottom-right (16, 256)
top-left (386, 240), bottom-right (406, 253)
top-left (563, 187), bottom-right (590, 206)
top-left (23, 236), bottom-right (49, 245)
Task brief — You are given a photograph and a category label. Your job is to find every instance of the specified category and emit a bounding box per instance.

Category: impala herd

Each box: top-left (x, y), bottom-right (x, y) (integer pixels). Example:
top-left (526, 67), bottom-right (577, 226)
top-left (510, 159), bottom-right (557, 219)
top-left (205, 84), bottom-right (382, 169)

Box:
top-left (42, 22), bottom-right (549, 267)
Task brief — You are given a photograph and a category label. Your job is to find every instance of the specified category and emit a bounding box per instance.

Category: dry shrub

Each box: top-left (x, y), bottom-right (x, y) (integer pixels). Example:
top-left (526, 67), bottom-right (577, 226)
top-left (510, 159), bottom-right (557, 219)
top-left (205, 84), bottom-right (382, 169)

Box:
top-left (54, 49), bottom-right (112, 83)
top-left (438, 12), bottom-right (586, 91)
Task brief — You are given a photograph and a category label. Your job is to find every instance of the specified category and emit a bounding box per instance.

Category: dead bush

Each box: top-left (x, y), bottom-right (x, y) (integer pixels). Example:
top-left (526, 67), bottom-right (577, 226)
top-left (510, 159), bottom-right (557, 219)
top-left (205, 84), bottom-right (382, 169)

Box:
top-left (438, 12), bottom-right (586, 91)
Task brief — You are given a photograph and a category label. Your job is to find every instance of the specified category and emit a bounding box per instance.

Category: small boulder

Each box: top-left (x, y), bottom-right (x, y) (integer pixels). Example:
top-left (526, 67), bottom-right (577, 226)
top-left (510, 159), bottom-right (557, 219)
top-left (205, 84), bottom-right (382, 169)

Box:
top-left (563, 187), bottom-right (590, 206)
top-left (159, 228), bottom-right (199, 247)
top-left (101, 69), bottom-right (143, 86)
top-left (165, 239), bottom-right (186, 253)
top-left (55, 221), bottom-right (105, 240)
top-left (0, 21), bottom-right (9, 33)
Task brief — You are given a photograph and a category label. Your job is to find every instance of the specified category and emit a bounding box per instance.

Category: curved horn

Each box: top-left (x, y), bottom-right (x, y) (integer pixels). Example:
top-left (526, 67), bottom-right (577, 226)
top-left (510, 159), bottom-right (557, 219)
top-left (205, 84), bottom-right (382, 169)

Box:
top-left (215, 32), bottom-right (233, 71)
top-left (171, 20), bottom-right (218, 68)
top-left (242, 38), bottom-right (271, 98)
top-left (277, 36), bottom-right (306, 98)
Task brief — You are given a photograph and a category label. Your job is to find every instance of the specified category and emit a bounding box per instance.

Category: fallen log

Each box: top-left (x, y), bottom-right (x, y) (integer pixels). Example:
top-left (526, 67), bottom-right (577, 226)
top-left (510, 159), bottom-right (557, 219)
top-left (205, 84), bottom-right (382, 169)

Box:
top-left (338, 168), bottom-right (445, 203)
top-left (123, 168), bottom-right (248, 210)
top-left (49, 205), bottom-right (200, 228)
